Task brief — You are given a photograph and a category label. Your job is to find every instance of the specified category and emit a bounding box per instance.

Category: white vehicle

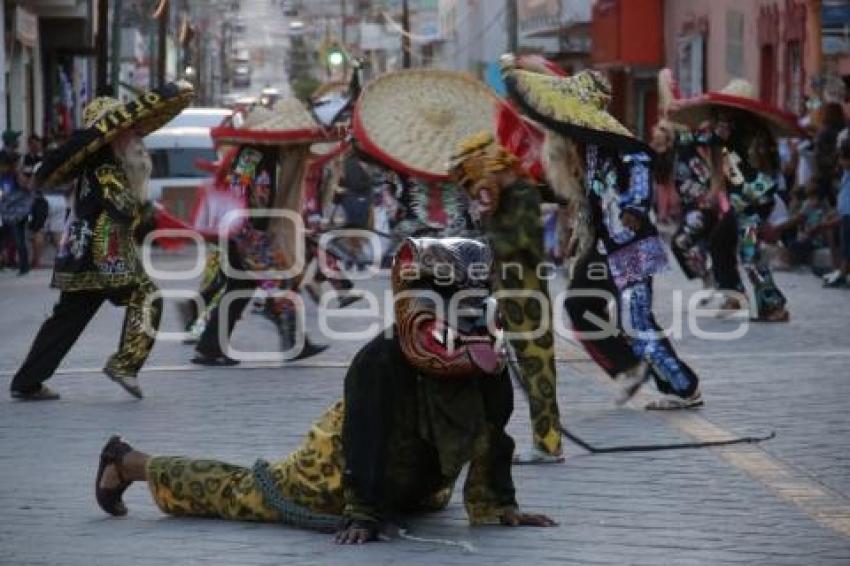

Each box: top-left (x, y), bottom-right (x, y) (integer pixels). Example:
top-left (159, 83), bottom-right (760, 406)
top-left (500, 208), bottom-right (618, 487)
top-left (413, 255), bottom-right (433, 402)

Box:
top-left (260, 87), bottom-right (281, 107)
top-left (164, 107), bottom-right (231, 129)
top-left (145, 127), bottom-right (218, 221)
top-left (232, 65), bottom-right (252, 88)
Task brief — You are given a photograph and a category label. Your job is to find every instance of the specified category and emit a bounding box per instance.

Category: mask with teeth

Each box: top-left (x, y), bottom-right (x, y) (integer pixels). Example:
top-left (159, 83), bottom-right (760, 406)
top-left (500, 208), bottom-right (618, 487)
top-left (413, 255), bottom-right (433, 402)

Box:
top-left (391, 237), bottom-right (506, 378)
top-left (449, 131), bottom-right (518, 218)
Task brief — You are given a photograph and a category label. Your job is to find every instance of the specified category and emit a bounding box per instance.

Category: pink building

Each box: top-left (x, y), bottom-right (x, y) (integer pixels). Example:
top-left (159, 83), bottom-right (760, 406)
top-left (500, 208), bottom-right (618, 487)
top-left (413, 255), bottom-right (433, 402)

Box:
top-left (665, 0), bottom-right (808, 114)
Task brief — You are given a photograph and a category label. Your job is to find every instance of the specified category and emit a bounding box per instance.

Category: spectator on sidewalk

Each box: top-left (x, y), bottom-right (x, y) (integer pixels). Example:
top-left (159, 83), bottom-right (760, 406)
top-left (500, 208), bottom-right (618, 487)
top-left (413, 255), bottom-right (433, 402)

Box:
top-left (786, 181), bottom-right (831, 268)
top-left (22, 135), bottom-right (43, 179)
top-left (21, 137), bottom-right (48, 268)
top-left (1, 129), bottom-right (21, 156)
top-left (823, 140), bottom-right (850, 287)
top-left (814, 103), bottom-right (845, 203)
top-left (0, 150), bottom-right (32, 275)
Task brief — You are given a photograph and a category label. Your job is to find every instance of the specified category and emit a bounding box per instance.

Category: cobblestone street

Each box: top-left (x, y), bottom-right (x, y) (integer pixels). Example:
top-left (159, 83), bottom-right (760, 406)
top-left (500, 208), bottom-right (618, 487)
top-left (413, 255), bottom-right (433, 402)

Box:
top-left (1, 256), bottom-right (849, 565)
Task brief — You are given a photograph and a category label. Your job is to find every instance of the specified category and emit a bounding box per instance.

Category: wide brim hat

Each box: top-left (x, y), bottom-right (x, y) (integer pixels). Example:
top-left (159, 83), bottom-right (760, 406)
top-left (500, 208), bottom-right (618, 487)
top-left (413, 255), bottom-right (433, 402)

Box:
top-left (502, 58), bottom-right (650, 154)
top-left (352, 69), bottom-right (500, 181)
top-left (211, 98), bottom-right (346, 146)
top-left (37, 81), bottom-right (195, 186)
top-left (669, 79), bottom-right (805, 138)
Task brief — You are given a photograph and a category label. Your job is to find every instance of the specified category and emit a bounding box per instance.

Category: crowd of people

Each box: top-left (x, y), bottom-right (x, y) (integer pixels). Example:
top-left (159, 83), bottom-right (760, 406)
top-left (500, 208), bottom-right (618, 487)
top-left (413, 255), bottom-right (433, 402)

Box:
top-left (0, 131), bottom-right (69, 275)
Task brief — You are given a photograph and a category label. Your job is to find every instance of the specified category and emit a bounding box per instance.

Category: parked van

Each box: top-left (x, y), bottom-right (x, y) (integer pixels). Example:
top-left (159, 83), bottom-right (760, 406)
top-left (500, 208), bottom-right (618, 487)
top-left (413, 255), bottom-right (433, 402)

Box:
top-left (145, 127), bottom-right (218, 221)
top-left (164, 107), bottom-right (231, 129)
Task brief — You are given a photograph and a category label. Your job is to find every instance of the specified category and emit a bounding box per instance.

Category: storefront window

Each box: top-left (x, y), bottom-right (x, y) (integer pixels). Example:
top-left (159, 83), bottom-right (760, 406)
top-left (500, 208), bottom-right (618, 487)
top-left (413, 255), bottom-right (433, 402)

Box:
top-left (786, 41), bottom-right (803, 114)
top-left (677, 34), bottom-right (705, 97)
top-left (726, 10), bottom-right (744, 77)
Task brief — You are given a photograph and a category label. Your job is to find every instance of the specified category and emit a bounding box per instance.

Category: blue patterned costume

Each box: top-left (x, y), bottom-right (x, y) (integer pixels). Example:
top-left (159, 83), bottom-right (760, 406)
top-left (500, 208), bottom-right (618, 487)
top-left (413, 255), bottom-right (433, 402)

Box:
top-left (568, 145), bottom-right (700, 399)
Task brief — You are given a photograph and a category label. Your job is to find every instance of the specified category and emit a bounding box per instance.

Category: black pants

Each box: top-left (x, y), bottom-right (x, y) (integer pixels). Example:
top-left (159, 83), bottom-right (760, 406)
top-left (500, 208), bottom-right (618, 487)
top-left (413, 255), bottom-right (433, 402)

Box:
top-left (196, 246), bottom-right (260, 357)
top-left (709, 210), bottom-right (743, 293)
top-left (11, 282), bottom-right (162, 393)
top-left (670, 206), bottom-right (716, 280)
top-left (565, 248), bottom-right (642, 378)
top-left (11, 221), bottom-right (28, 274)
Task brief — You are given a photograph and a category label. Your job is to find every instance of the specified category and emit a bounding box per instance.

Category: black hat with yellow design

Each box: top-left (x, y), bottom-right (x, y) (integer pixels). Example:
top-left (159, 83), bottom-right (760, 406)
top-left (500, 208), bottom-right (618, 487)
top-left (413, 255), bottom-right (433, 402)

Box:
top-left (37, 81), bottom-right (195, 186)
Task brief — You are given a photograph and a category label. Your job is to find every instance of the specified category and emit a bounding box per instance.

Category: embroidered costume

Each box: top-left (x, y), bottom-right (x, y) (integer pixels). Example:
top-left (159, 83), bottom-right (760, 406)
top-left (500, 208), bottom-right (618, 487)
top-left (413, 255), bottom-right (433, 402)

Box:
top-left (725, 150), bottom-right (789, 320)
top-left (669, 129), bottom-right (718, 283)
top-left (669, 79), bottom-right (803, 322)
top-left (10, 82), bottom-right (194, 401)
top-left (502, 60), bottom-right (703, 409)
top-left (190, 99), bottom-right (347, 365)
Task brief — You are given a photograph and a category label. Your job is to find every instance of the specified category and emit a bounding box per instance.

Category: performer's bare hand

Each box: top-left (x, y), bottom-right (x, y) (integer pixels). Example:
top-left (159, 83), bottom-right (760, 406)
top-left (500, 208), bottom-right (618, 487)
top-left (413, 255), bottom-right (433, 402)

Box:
top-left (334, 520), bottom-right (381, 544)
top-left (499, 510), bottom-right (558, 527)
top-left (620, 211), bottom-right (643, 232)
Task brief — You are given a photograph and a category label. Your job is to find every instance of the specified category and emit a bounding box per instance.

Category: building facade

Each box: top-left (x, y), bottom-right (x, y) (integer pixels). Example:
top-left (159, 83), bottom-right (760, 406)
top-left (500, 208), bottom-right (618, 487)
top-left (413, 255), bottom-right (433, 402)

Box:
top-left (591, 0), bottom-right (664, 138)
top-left (664, 0), bottom-right (811, 114)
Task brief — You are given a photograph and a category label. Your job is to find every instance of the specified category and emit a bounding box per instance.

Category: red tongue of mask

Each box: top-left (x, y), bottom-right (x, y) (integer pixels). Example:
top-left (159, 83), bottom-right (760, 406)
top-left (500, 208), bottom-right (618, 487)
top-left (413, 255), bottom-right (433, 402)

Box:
top-left (467, 342), bottom-right (502, 375)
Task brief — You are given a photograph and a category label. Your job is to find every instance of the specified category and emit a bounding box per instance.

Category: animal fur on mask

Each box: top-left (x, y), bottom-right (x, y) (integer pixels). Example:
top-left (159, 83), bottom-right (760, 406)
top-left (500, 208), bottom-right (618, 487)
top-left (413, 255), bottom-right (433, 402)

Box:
top-left (542, 132), bottom-right (595, 260)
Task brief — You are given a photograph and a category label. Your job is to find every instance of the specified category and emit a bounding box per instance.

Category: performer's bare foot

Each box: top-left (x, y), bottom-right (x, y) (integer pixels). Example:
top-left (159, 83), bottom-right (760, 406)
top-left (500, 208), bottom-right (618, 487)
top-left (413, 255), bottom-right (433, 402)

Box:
top-left (499, 510), bottom-right (558, 527)
top-left (335, 520), bottom-right (381, 544)
top-left (615, 360), bottom-right (649, 406)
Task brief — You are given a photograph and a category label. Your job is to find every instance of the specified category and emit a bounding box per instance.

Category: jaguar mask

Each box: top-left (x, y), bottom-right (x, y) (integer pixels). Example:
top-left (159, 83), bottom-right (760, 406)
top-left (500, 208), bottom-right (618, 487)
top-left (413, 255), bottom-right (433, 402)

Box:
top-left (391, 237), bottom-right (506, 378)
top-left (449, 131), bottom-right (518, 218)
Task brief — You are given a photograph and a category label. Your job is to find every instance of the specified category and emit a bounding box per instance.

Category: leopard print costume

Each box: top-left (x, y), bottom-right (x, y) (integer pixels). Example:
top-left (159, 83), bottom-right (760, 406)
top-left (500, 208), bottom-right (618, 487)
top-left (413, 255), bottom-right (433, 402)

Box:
top-left (487, 181), bottom-right (561, 457)
top-left (147, 401), bottom-right (347, 524)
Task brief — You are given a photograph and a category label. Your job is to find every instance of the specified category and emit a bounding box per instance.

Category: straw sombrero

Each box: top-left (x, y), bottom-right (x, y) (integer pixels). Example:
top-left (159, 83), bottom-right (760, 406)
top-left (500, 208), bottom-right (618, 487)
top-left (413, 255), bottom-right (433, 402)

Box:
top-left (37, 81), bottom-right (195, 186)
top-left (211, 98), bottom-right (346, 146)
top-left (352, 69), bottom-right (500, 181)
top-left (501, 57), bottom-right (649, 153)
top-left (669, 79), bottom-right (804, 138)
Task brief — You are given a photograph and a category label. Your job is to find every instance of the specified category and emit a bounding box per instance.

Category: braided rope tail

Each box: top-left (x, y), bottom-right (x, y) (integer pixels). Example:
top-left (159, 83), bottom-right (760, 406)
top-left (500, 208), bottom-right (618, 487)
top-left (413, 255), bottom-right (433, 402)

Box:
top-left (505, 351), bottom-right (775, 454)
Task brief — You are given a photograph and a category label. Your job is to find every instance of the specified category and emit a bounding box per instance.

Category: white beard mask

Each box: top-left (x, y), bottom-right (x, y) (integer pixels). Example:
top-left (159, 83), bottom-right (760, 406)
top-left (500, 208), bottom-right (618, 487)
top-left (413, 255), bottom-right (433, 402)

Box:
top-left (543, 132), bottom-right (595, 260)
top-left (112, 134), bottom-right (152, 201)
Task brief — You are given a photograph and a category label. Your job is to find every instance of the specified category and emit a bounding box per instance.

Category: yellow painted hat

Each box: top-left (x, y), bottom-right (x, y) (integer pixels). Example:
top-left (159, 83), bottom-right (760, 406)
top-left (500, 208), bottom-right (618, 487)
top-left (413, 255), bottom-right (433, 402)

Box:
top-left (502, 54), bottom-right (649, 153)
top-left (38, 81), bottom-right (195, 186)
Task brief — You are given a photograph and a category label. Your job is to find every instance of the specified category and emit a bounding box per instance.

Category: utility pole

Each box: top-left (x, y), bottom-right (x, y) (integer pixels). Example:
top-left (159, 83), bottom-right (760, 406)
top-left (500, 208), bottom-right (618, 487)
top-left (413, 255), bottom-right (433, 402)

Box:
top-left (402, 0), bottom-right (411, 68)
top-left (340, 0), bottom-right (348, 72)
top-left (111, 0), bottom-right (123, 96)
top-left (96, 0), bottom-right (109, 94)
top-left (156, 0), bottom-right (169, 86)
top-left (340, 0), bottom-right (347, 45)
top-left (506, 0), bottom-right (518, 54)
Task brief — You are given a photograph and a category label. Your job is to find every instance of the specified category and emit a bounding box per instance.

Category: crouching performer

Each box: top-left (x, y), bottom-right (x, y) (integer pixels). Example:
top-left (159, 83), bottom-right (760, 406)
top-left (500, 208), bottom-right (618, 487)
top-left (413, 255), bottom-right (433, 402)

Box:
top-left (93, 237), bottom-right (556, 543)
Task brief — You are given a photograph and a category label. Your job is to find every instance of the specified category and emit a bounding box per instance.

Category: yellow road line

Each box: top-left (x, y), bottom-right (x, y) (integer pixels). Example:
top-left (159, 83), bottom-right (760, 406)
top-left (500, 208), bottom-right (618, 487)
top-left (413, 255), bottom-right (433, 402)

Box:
top-left (667, 412), bottom-right (850, 537)
top-left (561, 359), bottom-right (850, 537)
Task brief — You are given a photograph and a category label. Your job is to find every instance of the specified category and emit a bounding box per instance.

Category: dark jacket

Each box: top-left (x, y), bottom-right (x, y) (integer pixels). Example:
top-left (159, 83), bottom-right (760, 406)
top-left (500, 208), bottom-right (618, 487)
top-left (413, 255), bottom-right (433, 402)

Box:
top-left (341, 329), bottom-right (518, 525)
top-left (51, 153), bottom-right (146, 291)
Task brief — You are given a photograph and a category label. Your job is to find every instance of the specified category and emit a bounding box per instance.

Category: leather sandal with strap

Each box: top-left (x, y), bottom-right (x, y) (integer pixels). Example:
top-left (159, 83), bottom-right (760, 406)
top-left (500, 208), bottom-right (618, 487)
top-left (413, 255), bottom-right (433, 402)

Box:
top-left (95, 435), bottom-right (134, 516)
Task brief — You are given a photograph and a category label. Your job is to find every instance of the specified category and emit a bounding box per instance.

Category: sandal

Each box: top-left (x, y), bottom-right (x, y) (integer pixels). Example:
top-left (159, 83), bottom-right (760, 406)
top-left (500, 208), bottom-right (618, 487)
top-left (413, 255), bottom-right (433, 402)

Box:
top-left (95, 435), bottom-right (134, 516)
